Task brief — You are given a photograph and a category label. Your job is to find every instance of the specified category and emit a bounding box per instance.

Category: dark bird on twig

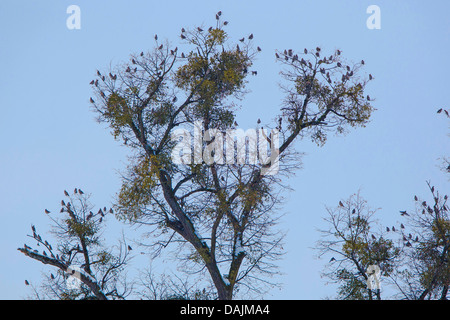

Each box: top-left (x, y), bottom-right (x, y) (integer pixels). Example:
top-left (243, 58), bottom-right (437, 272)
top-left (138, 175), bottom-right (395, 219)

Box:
top-left (25, 280), bottom-right (29, 286)
top-left (369, 74), bottom-right (373, 80)
top-left (74, 188), bottom-right (78, 194)
top-left (181, 52), bottom-right (185, 58)
top-left (239, 37), bottom-right (245, 42)
top-left (257, 118), bottom-right (261, 124)
top-left (401, 223), bottom-right (405, 229)
top-left (437, 108), bottom-right (443, 113)
top-left (50, 273), bottom-right (55, 280)
top-left (90, 97), bottom-right (94, 104)
top-left (371, 234), bottom-right (376, 240)
top-left (400, 211), bottom-right (409, 216)
top-left (414, 195), bottom-right (418, 201)
top-left (154, 34), bottom-right (158, 40)
top-left (181, 28), bottom-right (185, 33)
top-left (158, 44), bottom-right (163, 50)
top-left (64, 190), bottom-right (69, 196)
top-left (132, 58), bottom-right (136, 64)
top-left (197, 27), bottom-right (203, 32)
top-left (275, 53), bottom-right (280, 59)
top-left (392, 226), bottom-right (396, 232)
top-left (90, 80), bottom-right (94, 85)
top-left (361, 60), bottom-right (365, 65)
top-left (86, 212), bottom-right (93, 221)
top-left (31, 225), bottom-right (36, 232)
top-left (251, 71), bottom-right (257, 75)
top-left (257, 46), bottom-right (261, 52)
top-left (45, 209), bottom-right (50, 214)
top-left (339, 201), bottom-right (344, 207)
top-left (78, 189), bottom-right (84, 195)
top-left (386, 227), bottom-right (390, 232)
top-left (217, 11), bottom-right (222, 16)
top-left (223, 21), bottom-right (228, 25)
top-left (367, 95), bottom-right (371, 101)
top-left (304, 48), bottom-right (308, 54)
top-left (109, 208), bottom-right (114, 214)
top-left (248, 33), bottom-right (253, 40)
top-left (406, 241), bottom-right (412, 247)
top-left (125, 66), bottom-right (131, 73)
top-left (128, 245), bottom-right (133, 251)
top-left (329, 257), bottom-right (336, 262)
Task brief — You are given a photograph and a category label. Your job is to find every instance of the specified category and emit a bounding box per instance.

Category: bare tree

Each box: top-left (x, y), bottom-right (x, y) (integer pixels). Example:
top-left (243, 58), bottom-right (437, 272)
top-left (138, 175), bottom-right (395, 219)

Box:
top-left (88, 12), bottom-right (375, 299)
top-left (316, 192), bottom-right (400, 300)
top-left (18, 189), bottom-right (131, 300)
top-left (391, 182), bottom-right (450, 300)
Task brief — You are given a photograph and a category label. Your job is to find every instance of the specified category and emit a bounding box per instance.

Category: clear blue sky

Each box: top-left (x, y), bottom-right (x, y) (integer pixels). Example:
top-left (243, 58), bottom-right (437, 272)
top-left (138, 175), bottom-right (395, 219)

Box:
top-left (0, 0), bottom-right (449, 299)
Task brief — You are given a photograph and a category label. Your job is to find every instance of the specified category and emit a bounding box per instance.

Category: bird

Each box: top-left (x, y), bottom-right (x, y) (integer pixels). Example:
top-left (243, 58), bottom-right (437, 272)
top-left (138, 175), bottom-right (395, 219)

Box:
top-left (64, 190), bottom-right (69, 196)
top-left (181, 28), bottom-right (185, 33)
top-left (98, 208), bottom-right (103, 215)
top-left (400, 211), bottom-right (409, 216)
top-left (401, 223), bottom-right (405, 229)
top-left (414, 195), bottom-right (418, 201)
top-left (89, 80), bottom-right (94, 85)
top-left (126, 66), bottom-right (131, 72)
top-left (79, 189), bottom-right (84, 195)
top-left (181, 52), bottom-right (185, 58)
top-left (352, 209), bottom-right (356, 214)
top-left (132, 58), bottom-right (136, 64)
top-left (86, 212), bottom-right (93, 221)
top-left (361, 60), bottom-right (365, 65)
top-left (128, 245), bottom-right (133, 251)
top-left (367, 95), bottom-right (371, 101)
top-left (248, 33), bottom-right (253, 40)
top-left (251, 71), bottom-right (257, 76)
top-left (304, 48), bottom-right (308, 54)
top-left (336, 50), bottom-right (341, 55)
top-left (158, 44), bottom-right (163, 50)
top-left (406, 241), bottom-right (412, 247)
top-left (95, 80), bottom-right (98, 86)
top-left (217, 11), bottom-right (222, 16)
top-left (109, 208), bottom-right (114, 214)
top-left (339, 201), bottom-right (344, 207)
top-left (74, 188), bottom-right (78, 194)
top-left (275, 53), bottom-right (280, 59)
top-left (223, 21), bottom-right (229, 25)
top-left (257, 46), bottom-right (261, 52)
top-left (90, 97), bottom-right (94, 103)
top-left (31, 225), bottom-right (36, 232)
top-left (197, 27), bottom-right (203, 32)
top-left (386, 227), bottom-right (390, 232)
top-left (239, 37), bottom-right (245, 42)
top-left (371, 234), bottom-right (376, 240)
top-left (257, 118), bottom-right (261, 124)
top-left (369, 74), bottom-right (373, 80)
top-left (329, 257), bottom-right (336, 262)
top-left (437, 108), bottom-right (443, 114)
top-left (154, 34), bottom-right (158, 41)
top-left (234, 120), bottom-right (238, 127)
top-left (216, 14), bottom-right (220, 20)
top-left (392, 226), bottom-right (396, 232)
top-left (50, 273), bottom-right (55, 280)
top-left (25, 280), bottom-right (29, 286)
top-left (45, 209), bottom-right (50, 214)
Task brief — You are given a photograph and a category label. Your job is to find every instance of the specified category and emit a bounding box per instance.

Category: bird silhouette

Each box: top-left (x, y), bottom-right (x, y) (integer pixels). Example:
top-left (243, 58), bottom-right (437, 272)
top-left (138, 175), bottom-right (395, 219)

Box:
top-left (79, 189), bottom-right (84, 195)
top-left (239, 37), bottom-right (245, 42)
top-left (304, 48), bottom-right (308, 54)
top-left (257, 46), bottom-right (261, 52)
top-left (275, 53), bottom-right (280, 59)
top-left (45, 209), bottom-right (50, 214)
top-left (158, 44), bottom-right (163, 50)
top-left (392, 226), bottom-right (396, 232)
top-left (64, 190), bottom-right (69, 196)
top-left (128, 245), bottom-right (133, 251)
top-left (248, 34), bottom-right (253, 40)
top-left (401, 223), bottom-right (405, 229)
top-left (25, 280), bottom-right (29, 286)
top-left (386, 227), bottom-right (390, 232)
top-left (400, 211), bottom-right (409, 216)
top-left (369, 74), bottom-right (373, 80)
top-left (257, 118), bottom-right (261, 124)
top-left (90, 97), bottom-right (95, 104)
top-left (339, 201), bottom-right (344, 207)
top-left (197, 27), bottom-right (203, 32)
top-left (223, 21), bottom-right (229, 25)
top-left (89, 80), bottom-right (94, 85)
